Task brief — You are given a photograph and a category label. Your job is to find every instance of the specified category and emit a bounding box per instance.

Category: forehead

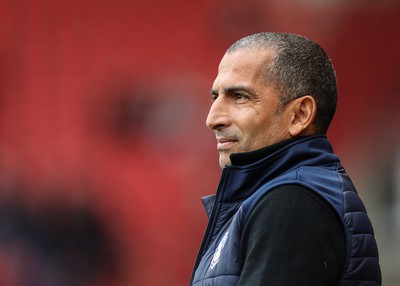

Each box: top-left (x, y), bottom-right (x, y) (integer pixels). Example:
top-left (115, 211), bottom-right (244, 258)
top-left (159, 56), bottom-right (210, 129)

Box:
top-left (213, 48), bottom-right (274, 89)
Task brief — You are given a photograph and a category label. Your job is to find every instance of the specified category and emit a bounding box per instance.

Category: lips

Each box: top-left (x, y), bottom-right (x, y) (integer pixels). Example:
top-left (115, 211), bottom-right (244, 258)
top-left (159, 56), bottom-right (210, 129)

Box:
top-left (216, 137), bottom-right (238, 150)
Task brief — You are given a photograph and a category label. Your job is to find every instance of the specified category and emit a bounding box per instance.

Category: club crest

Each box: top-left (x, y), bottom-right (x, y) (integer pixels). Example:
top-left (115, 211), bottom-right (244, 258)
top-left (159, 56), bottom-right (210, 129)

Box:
top-left (210, 230), bottom-right (229, 269)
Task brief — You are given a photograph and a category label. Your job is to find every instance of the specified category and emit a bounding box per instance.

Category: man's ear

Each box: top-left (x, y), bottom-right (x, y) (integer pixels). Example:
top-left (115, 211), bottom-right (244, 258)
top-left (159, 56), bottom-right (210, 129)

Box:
top-left (288, 95), bottom-right (317, 137)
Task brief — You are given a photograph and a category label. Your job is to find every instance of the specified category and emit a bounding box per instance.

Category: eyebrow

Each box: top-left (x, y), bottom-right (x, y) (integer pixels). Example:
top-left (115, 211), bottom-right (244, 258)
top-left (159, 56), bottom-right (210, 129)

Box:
top-left (210, 85), bottom-right (256, 97)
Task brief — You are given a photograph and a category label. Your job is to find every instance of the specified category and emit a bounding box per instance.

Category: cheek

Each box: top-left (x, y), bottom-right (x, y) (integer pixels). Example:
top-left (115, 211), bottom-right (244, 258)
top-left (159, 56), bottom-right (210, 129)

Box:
top-left (243, 116), bottom-right (280, 147)
top-left (239, 122), bottom-right (269, 150)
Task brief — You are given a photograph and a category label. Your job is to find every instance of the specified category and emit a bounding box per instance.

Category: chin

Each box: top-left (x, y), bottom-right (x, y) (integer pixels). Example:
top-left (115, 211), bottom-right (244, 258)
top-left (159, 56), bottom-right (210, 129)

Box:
top-left (219, 159), bottom-right (232, 168)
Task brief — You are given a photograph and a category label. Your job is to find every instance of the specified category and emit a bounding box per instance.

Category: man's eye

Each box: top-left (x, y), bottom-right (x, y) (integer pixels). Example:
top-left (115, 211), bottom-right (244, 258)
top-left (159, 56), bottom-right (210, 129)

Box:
top-left (235, 93), bottom-right (248, 101)
top-left (211, 94), bottom-right (218, 101)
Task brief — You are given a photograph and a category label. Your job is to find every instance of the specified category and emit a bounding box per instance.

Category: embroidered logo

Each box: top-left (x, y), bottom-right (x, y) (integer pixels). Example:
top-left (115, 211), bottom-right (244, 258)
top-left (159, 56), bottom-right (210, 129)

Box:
top-left (210, 230), bottom-right (229, 269)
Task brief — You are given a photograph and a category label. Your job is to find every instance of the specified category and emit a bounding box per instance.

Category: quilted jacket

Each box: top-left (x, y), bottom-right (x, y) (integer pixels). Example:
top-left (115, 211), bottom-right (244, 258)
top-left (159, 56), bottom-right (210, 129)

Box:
top-left (190, 135), bottom-right (381, 286)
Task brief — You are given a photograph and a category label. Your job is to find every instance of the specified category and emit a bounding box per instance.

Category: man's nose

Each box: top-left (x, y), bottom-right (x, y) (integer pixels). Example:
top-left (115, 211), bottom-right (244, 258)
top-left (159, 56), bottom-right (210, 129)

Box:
top-left (206, 96), bottom-right (231, 130)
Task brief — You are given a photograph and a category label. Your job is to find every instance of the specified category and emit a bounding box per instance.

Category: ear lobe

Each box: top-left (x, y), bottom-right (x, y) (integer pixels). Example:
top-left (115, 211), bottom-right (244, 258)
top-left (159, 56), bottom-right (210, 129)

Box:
top-left (288, 96), bottom-right (317, 137)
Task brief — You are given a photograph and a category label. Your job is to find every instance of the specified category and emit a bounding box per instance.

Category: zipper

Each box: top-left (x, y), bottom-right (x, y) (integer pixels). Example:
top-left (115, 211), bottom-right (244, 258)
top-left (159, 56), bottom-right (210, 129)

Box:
top-left (189, 168), bottom-right (229, 285)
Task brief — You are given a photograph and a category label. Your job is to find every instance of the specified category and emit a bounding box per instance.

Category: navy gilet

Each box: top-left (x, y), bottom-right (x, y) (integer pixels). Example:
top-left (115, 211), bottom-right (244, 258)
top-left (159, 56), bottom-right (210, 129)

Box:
top-left (190, 135), bottom-right (381, 286)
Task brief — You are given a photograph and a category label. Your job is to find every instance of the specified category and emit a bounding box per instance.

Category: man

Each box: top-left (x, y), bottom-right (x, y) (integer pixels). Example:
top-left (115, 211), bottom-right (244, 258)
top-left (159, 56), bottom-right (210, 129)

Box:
top-left (190, 32), bottom-right (381, 286)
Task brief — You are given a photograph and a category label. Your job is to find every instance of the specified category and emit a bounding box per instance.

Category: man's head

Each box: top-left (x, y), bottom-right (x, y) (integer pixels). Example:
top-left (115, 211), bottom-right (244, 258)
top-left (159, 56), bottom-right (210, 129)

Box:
top-left (207, 32), bottom-right (338, 167)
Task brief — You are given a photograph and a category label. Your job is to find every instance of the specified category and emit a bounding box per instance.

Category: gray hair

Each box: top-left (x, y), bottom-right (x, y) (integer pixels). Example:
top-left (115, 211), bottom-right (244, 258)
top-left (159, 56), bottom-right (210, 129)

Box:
top-left (227, 32), bottom-right (338, 134)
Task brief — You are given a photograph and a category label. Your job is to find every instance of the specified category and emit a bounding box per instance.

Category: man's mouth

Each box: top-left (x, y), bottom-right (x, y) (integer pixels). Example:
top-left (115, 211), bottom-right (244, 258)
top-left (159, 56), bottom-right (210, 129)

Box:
top-left (216, 138), bottom-right (238, 150)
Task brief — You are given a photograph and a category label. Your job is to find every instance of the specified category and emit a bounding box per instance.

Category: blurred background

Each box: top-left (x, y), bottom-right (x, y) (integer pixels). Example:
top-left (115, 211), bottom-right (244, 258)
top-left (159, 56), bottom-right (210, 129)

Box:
top-left (0, 0), bottom-right (399, 285)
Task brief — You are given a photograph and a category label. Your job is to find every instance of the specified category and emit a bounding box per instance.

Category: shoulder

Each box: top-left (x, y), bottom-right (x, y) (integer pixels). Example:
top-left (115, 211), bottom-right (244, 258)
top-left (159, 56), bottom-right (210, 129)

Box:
top-left (247, 184), bottom-right (341, 225)
top-left (238, 184), bottom-right (346, 286)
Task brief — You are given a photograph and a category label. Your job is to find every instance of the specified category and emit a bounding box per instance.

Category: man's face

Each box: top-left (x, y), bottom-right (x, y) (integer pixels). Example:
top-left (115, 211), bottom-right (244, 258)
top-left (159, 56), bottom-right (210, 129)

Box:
top-left (207, 48), bottom-right (292, 167)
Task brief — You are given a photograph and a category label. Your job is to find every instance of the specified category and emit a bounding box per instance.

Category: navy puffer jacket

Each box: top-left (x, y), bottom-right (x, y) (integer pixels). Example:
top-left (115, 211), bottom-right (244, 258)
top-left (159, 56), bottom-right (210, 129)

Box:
top-left (190, 135), bottom-right (381, 286)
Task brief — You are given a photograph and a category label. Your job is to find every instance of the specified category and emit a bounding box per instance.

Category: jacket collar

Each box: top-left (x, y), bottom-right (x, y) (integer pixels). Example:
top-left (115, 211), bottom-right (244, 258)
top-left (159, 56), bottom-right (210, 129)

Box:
top-left (229, 137), bottom-right (301, 166)
top-left (214, 134), bottom-right (337, 203)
